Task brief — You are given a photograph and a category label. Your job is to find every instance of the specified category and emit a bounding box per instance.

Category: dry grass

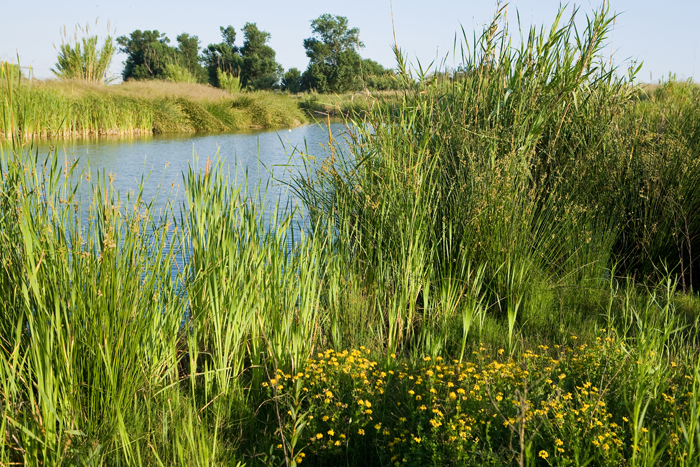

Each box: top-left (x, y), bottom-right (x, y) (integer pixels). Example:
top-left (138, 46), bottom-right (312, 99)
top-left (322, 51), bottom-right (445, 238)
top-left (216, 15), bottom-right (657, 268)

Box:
top-left (32, 78), bottom-right (233, 100)
top-left (1, 77), bottom-right (307, 138)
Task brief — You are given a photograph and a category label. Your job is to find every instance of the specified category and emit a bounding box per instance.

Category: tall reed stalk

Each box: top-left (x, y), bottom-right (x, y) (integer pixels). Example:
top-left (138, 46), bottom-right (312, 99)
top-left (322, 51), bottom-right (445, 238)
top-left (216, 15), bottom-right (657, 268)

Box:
top-left (52, 20), bottom-right (115, 83)
top-left (2, 4), bottom-right (700, 465)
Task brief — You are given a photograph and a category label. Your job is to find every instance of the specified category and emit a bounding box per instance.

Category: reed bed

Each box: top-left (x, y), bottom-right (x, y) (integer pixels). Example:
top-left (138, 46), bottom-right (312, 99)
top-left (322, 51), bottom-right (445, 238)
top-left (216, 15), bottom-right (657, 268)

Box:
top-left (2, 4), bottom-right (700, 466)
top-left (296, 90), bottom-right (403, 118)
top-left (0, 77), bottom-right (307, 139)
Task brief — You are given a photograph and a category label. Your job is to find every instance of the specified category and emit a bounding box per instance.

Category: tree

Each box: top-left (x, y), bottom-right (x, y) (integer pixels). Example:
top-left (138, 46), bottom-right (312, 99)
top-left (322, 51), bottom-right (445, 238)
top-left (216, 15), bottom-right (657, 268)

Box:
top-left (117, 30), bottom-right (178, 80)
top-left (301, 14), bottom-right (362, 93)
top-left (176, 33), bottom-right (207, 83)
top-left (282, 68), bottom-right (302, 93)
top-left (117, 29), bottom-right (208, 83)
top-left (201, 26), bottom-right (243, 87)
top-left (53, 21), bottom-right (115, 83)
top-left (239, 23), bottom-right (282, 90)
top-left (359, 58), bottom-right (401, 91)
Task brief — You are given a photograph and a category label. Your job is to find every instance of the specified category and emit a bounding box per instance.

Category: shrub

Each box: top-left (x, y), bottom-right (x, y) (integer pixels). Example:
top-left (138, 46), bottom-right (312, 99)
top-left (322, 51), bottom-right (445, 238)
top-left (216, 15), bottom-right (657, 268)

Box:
top-left (52, 20), bottom-right (115, 83)
top-left (217, 68), bottom-right (242, 93)
top-left (165, 62), bottom-right (199, 84)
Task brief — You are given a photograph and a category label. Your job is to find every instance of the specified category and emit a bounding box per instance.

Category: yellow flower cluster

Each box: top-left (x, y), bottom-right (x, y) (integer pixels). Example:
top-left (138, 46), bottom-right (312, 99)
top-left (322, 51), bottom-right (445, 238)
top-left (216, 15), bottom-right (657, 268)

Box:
top-left (268, 332), bottom-right (697, 465)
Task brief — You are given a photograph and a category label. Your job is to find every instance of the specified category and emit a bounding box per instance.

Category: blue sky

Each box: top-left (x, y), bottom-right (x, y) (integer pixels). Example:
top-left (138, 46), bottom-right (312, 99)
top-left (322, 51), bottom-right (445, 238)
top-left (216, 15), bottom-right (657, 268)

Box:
top-left (1, 0), bottom-right (698, 83)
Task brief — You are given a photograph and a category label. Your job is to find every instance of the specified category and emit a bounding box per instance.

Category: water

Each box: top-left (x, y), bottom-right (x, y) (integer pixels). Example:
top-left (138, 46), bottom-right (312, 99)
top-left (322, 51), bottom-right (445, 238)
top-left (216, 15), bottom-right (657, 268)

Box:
top-left (37, 122), bottom-right (349, 227)
top-left (32, 122), bottom-right (352, 284)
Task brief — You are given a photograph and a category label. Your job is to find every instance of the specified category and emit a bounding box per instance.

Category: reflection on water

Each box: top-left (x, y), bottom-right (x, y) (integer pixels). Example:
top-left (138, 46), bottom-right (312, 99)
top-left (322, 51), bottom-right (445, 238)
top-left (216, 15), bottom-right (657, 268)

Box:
top-left (33, 122), bottom-right (352, 279)
top-left (37, 122), bottom-right (350, 228)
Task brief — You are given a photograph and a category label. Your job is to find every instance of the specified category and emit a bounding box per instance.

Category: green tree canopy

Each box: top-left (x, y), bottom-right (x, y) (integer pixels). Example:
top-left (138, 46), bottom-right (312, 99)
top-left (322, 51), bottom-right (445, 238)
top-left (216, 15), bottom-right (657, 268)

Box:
top-left (282, 67), bottom-right (302, 93)
top-left (201, 26), bottom-right (243, 87)
top-left (117, 30), bottom-right (206, 82)
top-left (301, 14), bottom-right (362, 93)
top-left (239, 23), bottom-right (282, 90)
top-left (117, 30), bottom-right (177, 80)
top-left (359, 58), bottom-right (401, 91)
top-left (176, 33), bottom-right (207, 82)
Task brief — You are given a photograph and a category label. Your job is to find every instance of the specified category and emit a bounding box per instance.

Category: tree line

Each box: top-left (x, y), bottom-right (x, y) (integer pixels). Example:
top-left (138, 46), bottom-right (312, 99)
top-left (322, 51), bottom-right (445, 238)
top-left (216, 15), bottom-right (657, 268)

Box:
top-left (114, 14), bottom-right (400, 93)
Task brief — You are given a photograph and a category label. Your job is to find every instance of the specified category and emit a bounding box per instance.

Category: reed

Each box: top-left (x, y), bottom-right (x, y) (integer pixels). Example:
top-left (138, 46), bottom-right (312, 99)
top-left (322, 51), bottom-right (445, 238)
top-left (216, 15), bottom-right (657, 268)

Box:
top-left (165, 62), bottom-right (200, 84)
top-left (296, 90), bottom-right (402, 118)
top-left (52, 20), bottom-right (115, 83)
top-left (2, 4), bottom-right (700, 466)
top-left (0, 76), bottom-right (307, 140)
top-left (296, 3), bottom-right (700, 357)
top-left (217, 69), bottom-right (242, 94)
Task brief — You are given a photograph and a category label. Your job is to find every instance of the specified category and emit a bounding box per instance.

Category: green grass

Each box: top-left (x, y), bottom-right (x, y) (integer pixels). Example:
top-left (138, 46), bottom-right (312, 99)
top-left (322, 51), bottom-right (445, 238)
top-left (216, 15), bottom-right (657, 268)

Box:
top-left (295, 90), bottom-right (403, 119)
top-left (0, 77), bottom-right (307, 139)
top-left (2, 4), bottom-right (700, 466)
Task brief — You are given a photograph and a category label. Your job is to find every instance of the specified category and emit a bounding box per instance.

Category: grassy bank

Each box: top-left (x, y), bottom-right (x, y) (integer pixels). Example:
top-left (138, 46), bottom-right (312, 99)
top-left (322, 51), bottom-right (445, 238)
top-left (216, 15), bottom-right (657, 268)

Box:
top-left (2, 4), bottom-right (700, 467)
top-left (0, 77), bottom-right (307, 139)
top-left (295, 90), bottom-right (403, 118)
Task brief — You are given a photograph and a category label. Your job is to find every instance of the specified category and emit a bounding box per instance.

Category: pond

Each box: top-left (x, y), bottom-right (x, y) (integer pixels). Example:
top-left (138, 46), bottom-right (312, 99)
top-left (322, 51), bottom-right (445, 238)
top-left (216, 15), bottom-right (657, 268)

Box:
top-left (36, 121), bottom-right (350, 230)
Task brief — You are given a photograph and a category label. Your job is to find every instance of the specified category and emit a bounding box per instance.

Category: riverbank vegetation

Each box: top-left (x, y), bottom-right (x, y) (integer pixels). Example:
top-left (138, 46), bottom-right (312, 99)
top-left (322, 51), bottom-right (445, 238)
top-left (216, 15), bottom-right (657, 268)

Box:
top-left (115, 15), bottom-right (400, 93)
top-left (2, 4), bottom-right (700, 466)
top-left (52, 20), bottom-right (116, 83)
top-left (0, 77), bottom-right (307, 139)
top-left (0, 13), bottom-right (404, 139)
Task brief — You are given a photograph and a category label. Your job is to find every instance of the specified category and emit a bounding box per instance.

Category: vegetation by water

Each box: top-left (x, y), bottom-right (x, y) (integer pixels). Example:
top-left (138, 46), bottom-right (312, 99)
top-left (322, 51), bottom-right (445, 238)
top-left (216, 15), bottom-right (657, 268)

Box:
top-left (52, 20), bottom-right (116, 83)
top-left (1, 13), bottom-right (405, 139)
top-left (0, 77), bottom-right (307, 139)
top-left (296, 89), bottom-right (402, 118)
top-left (2, 4), bottom-right (700, 467)
top-left (115, 15), bottom-right (400, 93)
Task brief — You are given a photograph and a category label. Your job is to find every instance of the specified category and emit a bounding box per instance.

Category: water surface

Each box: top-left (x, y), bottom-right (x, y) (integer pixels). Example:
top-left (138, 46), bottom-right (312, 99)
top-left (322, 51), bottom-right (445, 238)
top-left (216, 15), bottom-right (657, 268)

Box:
top-left (37, 122), bottom-right (349, 228)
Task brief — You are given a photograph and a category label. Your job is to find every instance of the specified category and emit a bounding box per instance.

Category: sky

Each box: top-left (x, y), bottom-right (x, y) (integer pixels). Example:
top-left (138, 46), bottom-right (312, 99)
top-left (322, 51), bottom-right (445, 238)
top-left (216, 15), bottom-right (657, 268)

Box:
top-left (1, 0), bottom-right (698, 83)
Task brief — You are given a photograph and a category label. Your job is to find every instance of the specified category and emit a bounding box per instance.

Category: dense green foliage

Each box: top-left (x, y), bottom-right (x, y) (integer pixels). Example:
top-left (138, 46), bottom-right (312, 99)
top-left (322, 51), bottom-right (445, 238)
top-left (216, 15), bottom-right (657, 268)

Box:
top-left (52, 21), bottom-right (115, 83)
top-left (282, 67), bottom-right (302, 93)
top-left (300, 14), bottom-right (361, 93)
top-left (108, 17), bottom-right (397, 92)
top-left (3, 5), bottom-right (700, 466)
top-left (183, 23), bottom-right (282, 90)
top-left (176, 33), bottom-right (207, 82)
top-left (239, 23), bottom-right (283, 90)
top-left (117, 30), bottom-right (179, 80)
top-left (201, 26), bottom-right (243, 87)
top-left (0, 78), bottom-right (306, 138)
top-left (360, 58), bottom-right (401, 90)
top-left (299, 14), bottom-right (400, 93)
top-left (116, 30), bottom-right (207, 83)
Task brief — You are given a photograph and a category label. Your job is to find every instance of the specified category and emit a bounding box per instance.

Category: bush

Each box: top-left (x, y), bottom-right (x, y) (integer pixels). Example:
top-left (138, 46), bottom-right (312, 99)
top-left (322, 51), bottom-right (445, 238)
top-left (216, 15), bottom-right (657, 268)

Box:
top-left (165, 62), bottom-right (199, 84)
top-left (52, 21), bottom-right (115, 83)
top-left (282, 68), bottom-right (302, 93)
top-left (217, 68), bottom-right (242, 94)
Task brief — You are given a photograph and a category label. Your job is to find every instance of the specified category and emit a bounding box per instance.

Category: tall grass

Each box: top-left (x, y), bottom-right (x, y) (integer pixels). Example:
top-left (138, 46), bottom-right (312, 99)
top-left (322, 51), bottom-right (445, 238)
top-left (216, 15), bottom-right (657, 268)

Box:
top-left (165, 61), bottom-right (200, 84)
top-left (296, 90), bottom-right (402, 118)
top-left (217, 69), bottom-right (242, 94)
top-left (2, 4), bottom-right (700, 466)
top-left (0, 64), bottom-right (320, 463)
top-left (52, 20), bottom-right (115, 83)
top-left (0, 76), bottom-right (307, 139)
top-left (295, 3), bottom-right (699, 355)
